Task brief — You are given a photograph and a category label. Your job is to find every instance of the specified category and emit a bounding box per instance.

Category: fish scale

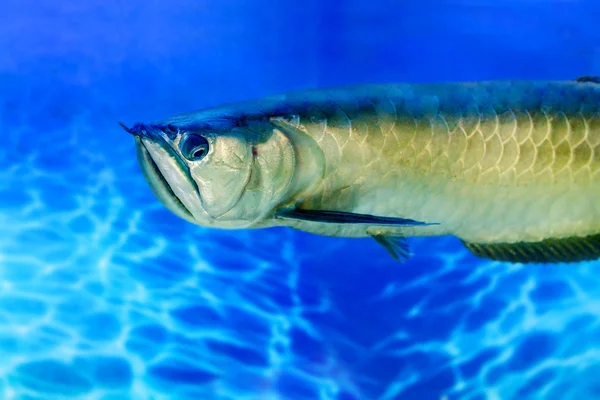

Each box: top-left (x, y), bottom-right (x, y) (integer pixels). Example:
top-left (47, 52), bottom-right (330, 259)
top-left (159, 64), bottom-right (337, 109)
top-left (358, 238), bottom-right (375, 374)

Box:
top-left (285, 81), bottom-right (600, 244)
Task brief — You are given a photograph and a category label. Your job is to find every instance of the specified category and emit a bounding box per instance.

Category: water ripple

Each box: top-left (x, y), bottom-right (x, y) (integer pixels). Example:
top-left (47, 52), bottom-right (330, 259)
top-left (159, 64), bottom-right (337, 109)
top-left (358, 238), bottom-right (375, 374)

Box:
top-left (2, 88), bottom-right (600, 400)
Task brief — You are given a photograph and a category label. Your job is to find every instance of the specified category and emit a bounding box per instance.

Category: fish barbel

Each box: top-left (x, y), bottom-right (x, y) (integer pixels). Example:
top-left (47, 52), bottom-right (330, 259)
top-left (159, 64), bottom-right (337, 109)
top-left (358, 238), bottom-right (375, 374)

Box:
top-left (122, 77), bottom-right (600, 263)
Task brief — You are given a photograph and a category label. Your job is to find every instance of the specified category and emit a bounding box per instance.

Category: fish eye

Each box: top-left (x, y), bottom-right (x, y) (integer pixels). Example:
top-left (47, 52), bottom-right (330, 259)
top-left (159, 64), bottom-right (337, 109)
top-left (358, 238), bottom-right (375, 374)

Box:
top-left (180, 134), bottom-right (210, 161)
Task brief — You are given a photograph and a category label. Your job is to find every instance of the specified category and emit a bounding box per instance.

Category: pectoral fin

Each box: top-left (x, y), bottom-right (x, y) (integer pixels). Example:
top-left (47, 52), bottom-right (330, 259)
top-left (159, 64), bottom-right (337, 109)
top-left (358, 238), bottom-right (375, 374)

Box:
top-left (275, 208), bottom-right (436, 226)
top-left (462, 234), bottom-right (600, 263)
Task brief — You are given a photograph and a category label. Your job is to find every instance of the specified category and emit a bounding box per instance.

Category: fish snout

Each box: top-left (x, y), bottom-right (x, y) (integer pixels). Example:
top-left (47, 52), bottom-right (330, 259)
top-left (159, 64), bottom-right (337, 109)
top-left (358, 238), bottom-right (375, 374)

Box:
top-left (118, 122), bottom-right (170, 142)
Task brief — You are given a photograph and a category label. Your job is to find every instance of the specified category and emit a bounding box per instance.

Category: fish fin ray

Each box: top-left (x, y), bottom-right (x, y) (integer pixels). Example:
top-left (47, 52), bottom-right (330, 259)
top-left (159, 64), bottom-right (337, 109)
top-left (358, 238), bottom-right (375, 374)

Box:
top-left (275, 208), bottom-right (436, 226)
top-left (372, 235), bottom-right (410, 262)
top-left (575, 76), bottom-right (600, 84)
top-left (461, 234), bottom-right (600, 263)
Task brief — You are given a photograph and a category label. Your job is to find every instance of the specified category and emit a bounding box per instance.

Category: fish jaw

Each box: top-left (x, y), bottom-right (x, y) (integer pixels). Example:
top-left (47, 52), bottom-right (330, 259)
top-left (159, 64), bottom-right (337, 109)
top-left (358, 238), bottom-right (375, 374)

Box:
top-left (128, 122), bottom-right (216, 225)
top-left (139, 137), bottom-right (215, 224)
top-left (133, 136), bottom-right (197, 224)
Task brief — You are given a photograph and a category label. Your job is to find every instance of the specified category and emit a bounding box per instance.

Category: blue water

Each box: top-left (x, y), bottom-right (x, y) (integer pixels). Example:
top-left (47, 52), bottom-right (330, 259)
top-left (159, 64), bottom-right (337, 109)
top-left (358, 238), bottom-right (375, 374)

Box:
top-left (2, 1), bottom-right (600, 399)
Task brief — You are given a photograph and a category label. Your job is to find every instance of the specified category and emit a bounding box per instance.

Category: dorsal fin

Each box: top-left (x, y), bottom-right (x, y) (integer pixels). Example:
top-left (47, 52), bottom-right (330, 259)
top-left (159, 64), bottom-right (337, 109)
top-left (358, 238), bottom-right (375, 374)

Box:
top-left (575, 76), bottom-right (600, 84)
top-left (461, 234), bottom-right (600, 263)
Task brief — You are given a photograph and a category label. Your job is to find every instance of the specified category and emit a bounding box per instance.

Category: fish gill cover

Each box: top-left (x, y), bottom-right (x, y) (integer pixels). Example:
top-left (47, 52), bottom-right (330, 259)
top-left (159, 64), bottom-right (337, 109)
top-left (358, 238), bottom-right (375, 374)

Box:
top-left (1, 0), bottom-right (600, 399)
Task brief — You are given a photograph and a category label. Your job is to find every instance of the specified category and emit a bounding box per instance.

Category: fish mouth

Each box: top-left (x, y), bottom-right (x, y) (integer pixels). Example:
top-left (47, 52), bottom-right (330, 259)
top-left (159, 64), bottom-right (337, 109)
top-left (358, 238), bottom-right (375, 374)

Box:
top-left (133, 135), bottom-right (197, 223)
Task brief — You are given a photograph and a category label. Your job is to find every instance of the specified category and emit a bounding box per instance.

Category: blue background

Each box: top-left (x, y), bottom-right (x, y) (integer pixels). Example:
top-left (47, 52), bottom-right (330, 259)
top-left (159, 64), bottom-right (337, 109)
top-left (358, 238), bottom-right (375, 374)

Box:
top-left (2, 0), bottom-right (600, 399)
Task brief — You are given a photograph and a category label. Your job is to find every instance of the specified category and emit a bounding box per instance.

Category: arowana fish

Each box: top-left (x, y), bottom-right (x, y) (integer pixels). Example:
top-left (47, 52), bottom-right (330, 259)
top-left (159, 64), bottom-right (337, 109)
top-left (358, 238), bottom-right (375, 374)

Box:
top-left (121, 76), bottom-right (600, 263)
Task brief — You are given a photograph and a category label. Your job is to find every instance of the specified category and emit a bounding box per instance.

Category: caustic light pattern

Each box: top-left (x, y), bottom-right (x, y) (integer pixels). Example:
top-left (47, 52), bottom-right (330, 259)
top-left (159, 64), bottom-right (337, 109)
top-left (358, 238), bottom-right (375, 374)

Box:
top-left (2, 100), bottom-right (600, 400)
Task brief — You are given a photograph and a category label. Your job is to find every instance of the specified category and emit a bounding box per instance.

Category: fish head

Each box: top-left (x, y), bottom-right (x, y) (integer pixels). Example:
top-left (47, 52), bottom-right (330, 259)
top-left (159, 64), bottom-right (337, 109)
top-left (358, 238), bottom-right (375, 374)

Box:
top-left (121, 118), bottom-right (297, 229)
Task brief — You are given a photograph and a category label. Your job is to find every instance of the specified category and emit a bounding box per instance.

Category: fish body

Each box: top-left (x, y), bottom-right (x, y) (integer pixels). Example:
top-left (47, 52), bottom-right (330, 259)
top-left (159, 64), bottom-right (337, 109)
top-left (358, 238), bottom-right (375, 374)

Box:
top-left (123, 78), bottom-right (600, 263)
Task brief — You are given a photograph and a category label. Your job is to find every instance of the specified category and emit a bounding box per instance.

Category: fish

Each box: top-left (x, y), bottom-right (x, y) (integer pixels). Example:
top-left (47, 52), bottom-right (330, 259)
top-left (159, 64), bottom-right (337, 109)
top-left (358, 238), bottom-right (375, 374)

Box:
top-left (121, 76), bottom-right (600, 264)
